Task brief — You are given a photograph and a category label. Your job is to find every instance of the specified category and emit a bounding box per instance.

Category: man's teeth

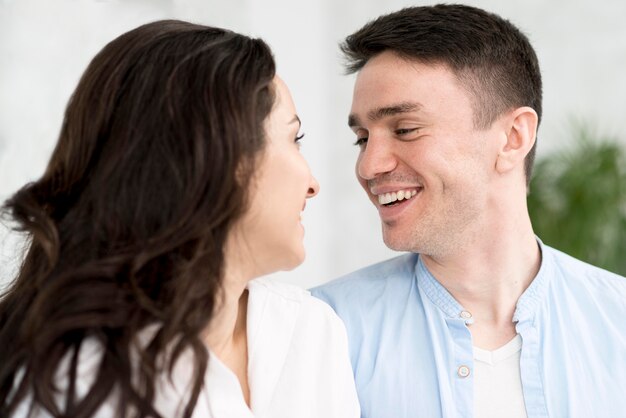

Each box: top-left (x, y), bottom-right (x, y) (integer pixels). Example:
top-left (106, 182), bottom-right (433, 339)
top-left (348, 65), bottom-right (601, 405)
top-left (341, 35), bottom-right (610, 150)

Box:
top-left (377, 189), bottom-right (418, 205)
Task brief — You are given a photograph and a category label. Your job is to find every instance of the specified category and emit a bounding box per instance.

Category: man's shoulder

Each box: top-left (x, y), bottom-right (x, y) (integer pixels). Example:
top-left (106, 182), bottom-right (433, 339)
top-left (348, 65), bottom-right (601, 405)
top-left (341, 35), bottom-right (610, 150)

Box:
top-left (544, 244), bottom-right (626, 305)
top-left (545, 244), bottom-right (626, 284)
top-left (311, 252), bottom-right (418, 307)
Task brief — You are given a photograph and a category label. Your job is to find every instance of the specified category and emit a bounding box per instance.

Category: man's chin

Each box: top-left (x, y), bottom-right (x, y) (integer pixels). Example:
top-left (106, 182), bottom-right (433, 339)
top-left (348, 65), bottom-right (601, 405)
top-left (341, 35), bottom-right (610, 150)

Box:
top-left (382, 229), bottom-right (415, 252)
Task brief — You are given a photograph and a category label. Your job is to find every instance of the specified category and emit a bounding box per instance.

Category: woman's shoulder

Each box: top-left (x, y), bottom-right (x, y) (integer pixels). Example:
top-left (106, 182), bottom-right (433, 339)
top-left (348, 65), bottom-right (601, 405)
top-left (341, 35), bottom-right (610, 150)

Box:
top-left (248, 277), bottom-right (307, 301)
top-left (247, 278), bottom-right (348, 347)
top-left (245, 278), bottom-right (359, 418)
top-left (248, 278), bottom-right (340, 322)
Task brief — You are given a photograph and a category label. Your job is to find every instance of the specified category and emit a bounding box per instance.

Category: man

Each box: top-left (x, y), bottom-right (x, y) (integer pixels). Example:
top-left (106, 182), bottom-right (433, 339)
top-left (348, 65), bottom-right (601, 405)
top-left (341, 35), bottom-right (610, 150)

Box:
top-left (311, 4), bottom-right (626, 418)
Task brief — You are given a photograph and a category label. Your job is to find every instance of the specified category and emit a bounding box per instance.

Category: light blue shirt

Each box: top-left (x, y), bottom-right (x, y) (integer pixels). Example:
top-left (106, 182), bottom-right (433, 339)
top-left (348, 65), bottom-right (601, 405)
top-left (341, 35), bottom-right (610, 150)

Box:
top-left (311, 242), bottom-right (626, 418)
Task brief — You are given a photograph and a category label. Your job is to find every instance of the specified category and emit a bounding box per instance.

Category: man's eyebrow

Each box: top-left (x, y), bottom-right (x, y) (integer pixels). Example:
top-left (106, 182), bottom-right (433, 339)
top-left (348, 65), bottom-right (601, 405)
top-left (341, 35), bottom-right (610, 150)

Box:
top-left (348, 114), bottom-right (360, 128)
top-left (368, 102), bottom-right (421, 121)
top-left (348, 102), bottom-right (422, 128)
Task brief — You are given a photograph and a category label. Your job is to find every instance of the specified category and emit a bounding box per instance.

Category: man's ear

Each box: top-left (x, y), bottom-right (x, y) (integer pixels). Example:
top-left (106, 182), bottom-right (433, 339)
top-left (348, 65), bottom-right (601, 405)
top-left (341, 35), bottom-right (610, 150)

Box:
top-left (495, 107), bottom-right (538, 174)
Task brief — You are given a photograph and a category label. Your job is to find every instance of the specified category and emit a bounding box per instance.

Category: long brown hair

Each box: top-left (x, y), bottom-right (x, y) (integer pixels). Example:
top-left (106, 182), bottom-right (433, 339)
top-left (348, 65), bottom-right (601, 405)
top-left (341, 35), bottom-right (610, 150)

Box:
top-left (0, 20), bottom-right (275, 417)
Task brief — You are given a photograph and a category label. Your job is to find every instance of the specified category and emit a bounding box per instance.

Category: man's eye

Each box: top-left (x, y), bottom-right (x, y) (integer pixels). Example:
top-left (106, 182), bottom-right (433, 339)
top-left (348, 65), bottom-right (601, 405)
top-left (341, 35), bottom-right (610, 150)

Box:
top-left (396, 128), bottom-right (418, 136)
top-left (353, 137), bottom-right (368, 146)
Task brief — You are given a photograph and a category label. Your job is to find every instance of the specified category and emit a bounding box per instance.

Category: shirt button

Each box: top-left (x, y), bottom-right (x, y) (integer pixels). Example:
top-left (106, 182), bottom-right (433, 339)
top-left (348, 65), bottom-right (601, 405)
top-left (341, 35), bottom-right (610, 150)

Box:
top-left (457, 365), bottom-right (471, 378)
top-left (460, 311), bottom-right (472, 319)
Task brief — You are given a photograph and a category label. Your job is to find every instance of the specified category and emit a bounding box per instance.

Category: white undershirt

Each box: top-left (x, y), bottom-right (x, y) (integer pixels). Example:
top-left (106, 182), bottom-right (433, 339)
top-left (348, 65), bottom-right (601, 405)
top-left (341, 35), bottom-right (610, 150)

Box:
top-left (473, 334), bottom-right (528, 418)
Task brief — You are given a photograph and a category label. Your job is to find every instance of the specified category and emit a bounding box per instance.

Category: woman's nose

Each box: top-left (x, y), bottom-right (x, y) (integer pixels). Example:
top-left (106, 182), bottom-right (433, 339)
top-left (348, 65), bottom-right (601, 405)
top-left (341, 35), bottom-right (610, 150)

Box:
top-left (306, 175), bottom-right (320, 198)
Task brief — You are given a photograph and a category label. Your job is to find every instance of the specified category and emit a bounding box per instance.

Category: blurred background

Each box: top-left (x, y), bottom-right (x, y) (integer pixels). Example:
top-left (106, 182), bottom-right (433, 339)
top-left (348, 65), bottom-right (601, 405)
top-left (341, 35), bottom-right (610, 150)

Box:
top-left (1, 0), bottom-right (625, 291)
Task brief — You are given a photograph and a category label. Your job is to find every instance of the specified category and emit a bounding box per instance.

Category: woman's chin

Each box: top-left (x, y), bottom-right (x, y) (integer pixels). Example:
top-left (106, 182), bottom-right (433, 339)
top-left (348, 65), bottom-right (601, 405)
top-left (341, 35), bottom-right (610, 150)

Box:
top-left (249, 241), bottom-right (306, 278)
top-left (275, 244), bottom-right (306, 273)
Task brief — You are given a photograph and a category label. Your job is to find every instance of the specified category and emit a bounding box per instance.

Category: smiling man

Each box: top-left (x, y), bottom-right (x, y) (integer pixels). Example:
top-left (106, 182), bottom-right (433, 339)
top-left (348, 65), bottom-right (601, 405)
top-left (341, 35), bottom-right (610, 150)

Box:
top-left (311, 4), bottom-right (626, 418)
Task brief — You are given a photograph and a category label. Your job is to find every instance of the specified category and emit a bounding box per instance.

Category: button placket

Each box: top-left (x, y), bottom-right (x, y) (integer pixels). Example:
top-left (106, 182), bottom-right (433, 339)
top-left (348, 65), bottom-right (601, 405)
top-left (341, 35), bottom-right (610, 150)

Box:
top-left (459, 310), bottom-right (474, 325)
top-left (457, 365), bottom-right (471, 378)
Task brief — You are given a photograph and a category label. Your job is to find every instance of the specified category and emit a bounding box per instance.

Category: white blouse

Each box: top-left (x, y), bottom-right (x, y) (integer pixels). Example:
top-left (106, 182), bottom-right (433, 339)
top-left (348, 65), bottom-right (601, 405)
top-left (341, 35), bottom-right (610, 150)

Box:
top-left (15, 278), bottom-right (360, 418)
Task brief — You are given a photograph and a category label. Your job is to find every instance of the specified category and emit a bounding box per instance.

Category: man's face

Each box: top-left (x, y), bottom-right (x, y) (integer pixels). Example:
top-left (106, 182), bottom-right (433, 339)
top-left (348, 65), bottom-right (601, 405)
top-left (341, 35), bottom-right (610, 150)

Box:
top-left (349, 51), bottom-right (501, 257)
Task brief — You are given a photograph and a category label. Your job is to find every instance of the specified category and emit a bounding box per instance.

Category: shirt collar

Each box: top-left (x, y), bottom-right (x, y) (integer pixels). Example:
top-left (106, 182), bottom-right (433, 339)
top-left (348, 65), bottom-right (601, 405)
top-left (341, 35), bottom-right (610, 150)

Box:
top-left (415, 255), bottom-right (466, 320)
top-left (414, 237), bottom-right (552, 324)
top-left (512, 237), bottom-right (552, 324)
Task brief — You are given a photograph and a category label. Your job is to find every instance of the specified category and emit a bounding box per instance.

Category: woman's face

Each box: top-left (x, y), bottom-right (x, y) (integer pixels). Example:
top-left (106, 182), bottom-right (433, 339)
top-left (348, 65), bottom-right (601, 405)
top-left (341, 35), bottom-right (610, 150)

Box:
top-left (231, 77), bottom-right (319, 278)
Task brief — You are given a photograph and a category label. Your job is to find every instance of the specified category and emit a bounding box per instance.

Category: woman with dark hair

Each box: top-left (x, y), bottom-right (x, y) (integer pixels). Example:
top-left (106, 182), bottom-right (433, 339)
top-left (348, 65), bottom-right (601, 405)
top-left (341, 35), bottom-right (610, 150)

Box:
top-left (0, 20), bottom-right (359, 418)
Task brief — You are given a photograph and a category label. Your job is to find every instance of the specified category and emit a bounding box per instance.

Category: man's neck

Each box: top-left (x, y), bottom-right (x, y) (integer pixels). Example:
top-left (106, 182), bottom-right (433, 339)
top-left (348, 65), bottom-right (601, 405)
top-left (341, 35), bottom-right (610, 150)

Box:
top-left (421, 221), bottom-right (541, 350)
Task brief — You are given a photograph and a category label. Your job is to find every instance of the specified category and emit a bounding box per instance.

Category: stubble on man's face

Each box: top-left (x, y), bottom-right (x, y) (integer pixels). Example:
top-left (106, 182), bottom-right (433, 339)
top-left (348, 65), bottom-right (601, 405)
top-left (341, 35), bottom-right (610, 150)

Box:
top-left (350, 52), bottom-right (493, 259)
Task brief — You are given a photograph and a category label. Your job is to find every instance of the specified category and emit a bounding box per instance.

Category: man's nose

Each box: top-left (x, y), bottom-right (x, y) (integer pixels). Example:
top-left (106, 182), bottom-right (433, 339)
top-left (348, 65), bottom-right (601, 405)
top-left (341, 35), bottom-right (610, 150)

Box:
top-left (356, 135), bottom-right (397, 180)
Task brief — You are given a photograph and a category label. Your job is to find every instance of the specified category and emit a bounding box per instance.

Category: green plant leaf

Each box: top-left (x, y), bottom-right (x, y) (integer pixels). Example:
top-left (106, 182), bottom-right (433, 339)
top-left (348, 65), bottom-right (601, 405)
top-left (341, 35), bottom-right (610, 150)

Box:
top-left (527, 123), bottom-right (626, 275)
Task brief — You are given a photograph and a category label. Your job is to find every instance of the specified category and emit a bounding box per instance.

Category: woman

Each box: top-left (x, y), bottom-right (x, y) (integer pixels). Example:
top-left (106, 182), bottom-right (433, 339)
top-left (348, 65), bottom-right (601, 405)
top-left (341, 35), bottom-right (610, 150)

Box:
top-left (0, 20), bottom-right (359, 418)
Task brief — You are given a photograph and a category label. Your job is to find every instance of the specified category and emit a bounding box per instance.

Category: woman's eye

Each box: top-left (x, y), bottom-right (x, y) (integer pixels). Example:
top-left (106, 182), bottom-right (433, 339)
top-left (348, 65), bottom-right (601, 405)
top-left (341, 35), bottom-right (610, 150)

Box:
top-left (294, 132), bottom-right (305, 148)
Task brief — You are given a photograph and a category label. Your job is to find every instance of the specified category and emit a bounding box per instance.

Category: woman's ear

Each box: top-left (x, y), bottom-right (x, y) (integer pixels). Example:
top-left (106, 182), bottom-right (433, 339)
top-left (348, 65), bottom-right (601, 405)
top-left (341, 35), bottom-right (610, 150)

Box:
top-left (495, 107), bottom-right (538, 174)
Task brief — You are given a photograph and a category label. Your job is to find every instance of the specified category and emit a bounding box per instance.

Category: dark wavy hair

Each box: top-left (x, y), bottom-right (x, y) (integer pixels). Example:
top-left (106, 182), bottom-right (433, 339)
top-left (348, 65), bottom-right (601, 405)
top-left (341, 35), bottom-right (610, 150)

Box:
top-left (0, 20), bottom-right (276, 417)
top-left (341, 4), bottom-right (543, 185)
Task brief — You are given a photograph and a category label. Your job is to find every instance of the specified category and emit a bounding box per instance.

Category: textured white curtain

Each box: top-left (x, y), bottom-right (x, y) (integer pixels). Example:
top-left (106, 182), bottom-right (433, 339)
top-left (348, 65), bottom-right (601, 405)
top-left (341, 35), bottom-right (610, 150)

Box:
top-left (1, 0), bottom-right (626, 290)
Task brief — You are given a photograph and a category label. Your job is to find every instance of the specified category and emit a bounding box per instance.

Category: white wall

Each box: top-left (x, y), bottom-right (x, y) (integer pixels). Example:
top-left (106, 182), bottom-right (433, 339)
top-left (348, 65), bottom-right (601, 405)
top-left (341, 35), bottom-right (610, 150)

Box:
top-left (1, 0), bottom-right (625, 290)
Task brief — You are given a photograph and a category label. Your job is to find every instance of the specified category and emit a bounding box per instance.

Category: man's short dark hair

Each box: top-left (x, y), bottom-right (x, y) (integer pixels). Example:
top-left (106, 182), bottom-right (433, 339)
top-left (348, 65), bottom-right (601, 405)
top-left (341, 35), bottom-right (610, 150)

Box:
top-left (342, 4), bottom-right (542, 184)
